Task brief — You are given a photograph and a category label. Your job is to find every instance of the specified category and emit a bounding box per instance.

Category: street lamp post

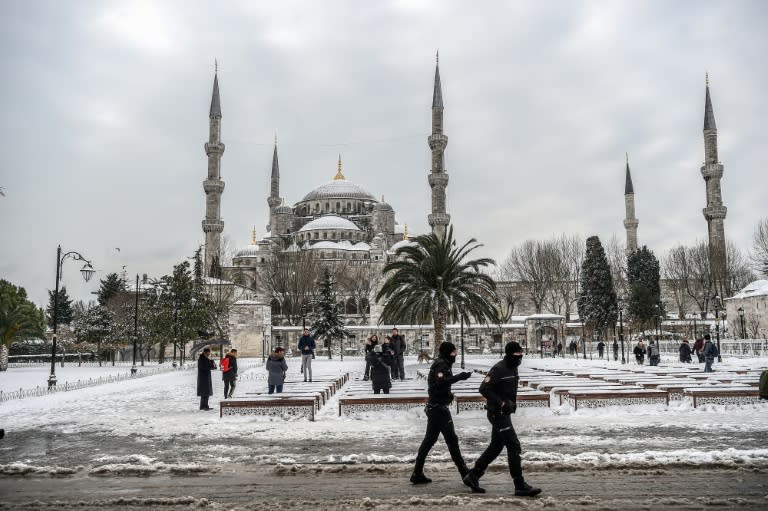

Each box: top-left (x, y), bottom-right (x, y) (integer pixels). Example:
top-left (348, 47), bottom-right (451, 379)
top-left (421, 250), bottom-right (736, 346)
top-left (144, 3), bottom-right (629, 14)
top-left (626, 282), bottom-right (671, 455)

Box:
top-left (738, 306), bottom-right (746, 339)
top-left (460, 314), bottom-right (465, 369)
top-left (49, 245), bottom-right (94, 388)
top-left (132, 274), bottom-right (139, 375)
top-left (618, 297), bottom-right (626, 364)
top-left (261, 326), bottom-right (266, 363)
top-left (712, 294), bottom-right (723, 363)
top-left (536, 321), bottom-right (543, 359)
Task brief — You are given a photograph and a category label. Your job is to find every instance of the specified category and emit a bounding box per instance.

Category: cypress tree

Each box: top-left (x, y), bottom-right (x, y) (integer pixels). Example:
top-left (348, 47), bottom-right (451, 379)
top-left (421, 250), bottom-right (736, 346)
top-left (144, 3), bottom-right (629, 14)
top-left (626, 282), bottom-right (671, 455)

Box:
top-left (577, 236), bottom-right (618, 333)
top-left (627, 246), bottom-right (664, 329)
top-left (97, 273), bottom-right (126, 306)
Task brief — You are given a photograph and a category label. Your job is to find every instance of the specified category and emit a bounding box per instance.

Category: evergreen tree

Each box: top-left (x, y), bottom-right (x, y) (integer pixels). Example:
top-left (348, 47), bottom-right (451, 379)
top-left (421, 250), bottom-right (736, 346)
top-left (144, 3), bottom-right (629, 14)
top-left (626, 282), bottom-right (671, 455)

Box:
top-left (0, 279), bottom-right (46, 370)
top-left (193, 246), bottom-right (204, 286)
top-left (97, 272), bottom-right (127, 306)
top-left (46, 286), bottom-right (74, 327)
top-left (311, 268), bottom-right (349, 359)
top-left (72, 305), bottom-right (113, 365)
top-left (577, 236), bottom-right (618, 337)
top-left (627, 246), bottom-right (664, 331)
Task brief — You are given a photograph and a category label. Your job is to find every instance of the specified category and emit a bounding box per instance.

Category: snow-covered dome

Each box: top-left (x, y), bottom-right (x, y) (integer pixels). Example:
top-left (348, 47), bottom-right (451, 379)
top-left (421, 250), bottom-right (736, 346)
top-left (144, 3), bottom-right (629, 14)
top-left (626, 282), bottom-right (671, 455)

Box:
top-left (234, 244), bottom-right (260, 258)
top-left (274, 205), bottom-right (293, 214)
top-left (299, 215), bottom-right (360, 232)
top-left (373, 200), bottom-right (393, 211)
top-left (730, 280), bottom-right (768, 299)
top-left (308, 241), bottom-right (342, 250)
top-left (307, 240), bottom-right (371, 252)
top-left (301, 179), bottom-right (376, 202)
top-left (351, 242), bottom-right (371, 251)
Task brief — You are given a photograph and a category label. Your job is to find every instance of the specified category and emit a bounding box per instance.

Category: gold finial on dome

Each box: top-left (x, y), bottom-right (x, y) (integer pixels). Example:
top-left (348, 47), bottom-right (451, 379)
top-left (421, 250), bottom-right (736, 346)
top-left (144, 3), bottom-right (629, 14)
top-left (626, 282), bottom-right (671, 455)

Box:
top-left (334, 154), bottom-right (345, 180)
top-left (251, 226), bottom-right (257, 244)
top-left (403, 224), bottom-right (409, 240)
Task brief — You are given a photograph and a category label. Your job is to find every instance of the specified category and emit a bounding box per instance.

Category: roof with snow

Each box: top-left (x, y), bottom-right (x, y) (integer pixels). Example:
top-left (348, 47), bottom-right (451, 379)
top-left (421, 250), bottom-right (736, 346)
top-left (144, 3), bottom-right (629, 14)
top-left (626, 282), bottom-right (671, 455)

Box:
top-left (299, 215), bottom-right (360, 232)
top-left (728, 280), bottom-right (768, 300)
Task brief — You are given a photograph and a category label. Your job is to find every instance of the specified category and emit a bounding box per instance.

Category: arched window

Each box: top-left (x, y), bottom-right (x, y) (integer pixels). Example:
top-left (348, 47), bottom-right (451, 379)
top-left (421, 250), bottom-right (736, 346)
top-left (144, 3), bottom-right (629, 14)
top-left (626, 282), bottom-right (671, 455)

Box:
top-left (336, 202), bottom-right (341, 211)
top-left (325, 203), bottom-right (329, 211)
top-left (323, 232), bottom-right (327, 239)
top-left (314, 232), bottom-right (319, 239)
top-left (332, 232), bottom-right (336, 239)
top-left (270, 298), bottom-right (281, 316)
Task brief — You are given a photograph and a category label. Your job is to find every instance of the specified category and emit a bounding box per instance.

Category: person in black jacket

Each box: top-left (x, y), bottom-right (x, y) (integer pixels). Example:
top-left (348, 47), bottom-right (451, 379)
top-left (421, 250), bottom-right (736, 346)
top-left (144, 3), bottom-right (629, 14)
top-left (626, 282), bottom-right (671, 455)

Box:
top-left (462, 341), bottom-right (541, 497)
top-left (679, 338), bottom-right (692, 363)
top-left (363, 334), bottom-right (379, 381)
top-left (367, 340), bottom-right (394, 394)
top-left (389, 327), bottom-right (407, 380)
top-left (222, 349), bottom-right (238, 398)
top-left (197, 347), bottom-right (217, 410)
top-left (410, 342), bottom-right (472, 485)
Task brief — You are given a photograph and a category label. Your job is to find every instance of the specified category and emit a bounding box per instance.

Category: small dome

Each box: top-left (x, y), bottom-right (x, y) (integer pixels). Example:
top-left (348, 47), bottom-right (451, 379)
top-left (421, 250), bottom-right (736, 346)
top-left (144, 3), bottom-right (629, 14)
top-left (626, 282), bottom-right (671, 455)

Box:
top-left (301, 180), bottom-right (376, 202)
top-left (351, 242), bottom-right (371, 251)
top-left (308, 241), bottom-right (341, 250)
top-left (373, 201), bottom-right (393, 212)
top-left (299, 215), bottom-right (360, 232)
top-left (274, 205), bottom-right (293, 214)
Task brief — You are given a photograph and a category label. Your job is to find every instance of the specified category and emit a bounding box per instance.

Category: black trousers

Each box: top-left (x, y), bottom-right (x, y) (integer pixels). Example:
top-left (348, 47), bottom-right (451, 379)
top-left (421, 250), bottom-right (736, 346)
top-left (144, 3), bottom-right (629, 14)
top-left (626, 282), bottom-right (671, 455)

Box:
top-left (224, 379), bottom-right (236, 398)
top-left (199, 395), bottom-right (210, 409)
top-left (413, 404), bottom-right (467, 476)
top-left (473, 412), bottom-right (524, 486)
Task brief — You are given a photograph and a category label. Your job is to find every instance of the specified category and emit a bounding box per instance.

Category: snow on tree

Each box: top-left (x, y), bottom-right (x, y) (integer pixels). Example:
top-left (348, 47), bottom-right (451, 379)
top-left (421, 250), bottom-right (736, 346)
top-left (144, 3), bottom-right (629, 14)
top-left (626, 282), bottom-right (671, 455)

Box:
top-left (311, 268), bottom-right (349, 359)
top-left (72, 305), bottom-right (113, 365)
top-left (577, 236), bottom-right (618, 338)
top-left (97, 273), bottom-right (127, 306)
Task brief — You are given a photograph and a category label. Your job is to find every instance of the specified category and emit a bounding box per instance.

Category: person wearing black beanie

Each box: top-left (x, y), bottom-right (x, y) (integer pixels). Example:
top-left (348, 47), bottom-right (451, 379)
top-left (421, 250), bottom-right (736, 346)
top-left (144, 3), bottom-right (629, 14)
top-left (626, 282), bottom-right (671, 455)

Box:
top-left (410, 341), bottom-right (473, 485)
top-left (462, 341), bottom-right (541, 497)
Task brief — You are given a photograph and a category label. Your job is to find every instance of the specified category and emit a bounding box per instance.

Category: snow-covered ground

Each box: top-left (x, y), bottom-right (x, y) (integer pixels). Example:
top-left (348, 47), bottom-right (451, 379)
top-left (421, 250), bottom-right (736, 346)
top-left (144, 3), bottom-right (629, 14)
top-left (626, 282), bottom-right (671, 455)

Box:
top-left (1, 354), bottom-right (766, 480)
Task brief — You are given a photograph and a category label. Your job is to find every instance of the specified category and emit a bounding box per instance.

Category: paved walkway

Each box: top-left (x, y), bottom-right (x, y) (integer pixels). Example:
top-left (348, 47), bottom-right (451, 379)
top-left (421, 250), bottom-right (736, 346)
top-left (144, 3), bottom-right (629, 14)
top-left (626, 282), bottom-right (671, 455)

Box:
top-left (1, 465), bottom-right (765, 510)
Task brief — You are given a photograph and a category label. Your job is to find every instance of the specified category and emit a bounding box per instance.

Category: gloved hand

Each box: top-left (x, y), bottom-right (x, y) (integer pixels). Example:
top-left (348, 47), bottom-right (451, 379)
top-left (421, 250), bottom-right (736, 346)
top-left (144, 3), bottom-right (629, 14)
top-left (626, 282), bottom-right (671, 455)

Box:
top-left (458, 371), bottom-right (472, 380)
top-left (501, 400), bottom-right (517, 414)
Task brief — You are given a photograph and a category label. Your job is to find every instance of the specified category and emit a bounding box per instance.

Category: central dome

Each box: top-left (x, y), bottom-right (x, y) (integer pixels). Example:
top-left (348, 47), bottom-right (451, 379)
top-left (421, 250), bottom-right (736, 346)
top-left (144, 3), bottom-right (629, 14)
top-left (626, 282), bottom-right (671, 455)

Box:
top-left (300, 179), bottom-right (376, 202)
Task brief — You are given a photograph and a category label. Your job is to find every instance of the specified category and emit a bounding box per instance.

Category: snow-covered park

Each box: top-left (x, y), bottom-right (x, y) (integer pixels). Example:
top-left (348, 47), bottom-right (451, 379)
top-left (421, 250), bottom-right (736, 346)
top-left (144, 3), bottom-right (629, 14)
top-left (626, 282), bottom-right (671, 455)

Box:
top-left (1, 354), bottom-right (766, 509)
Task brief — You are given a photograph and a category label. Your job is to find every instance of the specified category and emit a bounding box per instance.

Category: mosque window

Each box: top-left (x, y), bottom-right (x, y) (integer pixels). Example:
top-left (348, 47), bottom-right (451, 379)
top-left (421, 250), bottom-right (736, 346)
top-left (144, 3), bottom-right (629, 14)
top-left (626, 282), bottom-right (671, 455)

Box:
top-left (336, 202), bottom-right (341, 211)
top-left (347, 202), bottom-right (351, 211)
top-left (314, 232), bottom-right (318, 239)
top-left (323, 232), bottom-right (327, 239)
top-left (332, 232), bottom-right (336, 239)
top-left (325, 203), bottom-right (329, 211)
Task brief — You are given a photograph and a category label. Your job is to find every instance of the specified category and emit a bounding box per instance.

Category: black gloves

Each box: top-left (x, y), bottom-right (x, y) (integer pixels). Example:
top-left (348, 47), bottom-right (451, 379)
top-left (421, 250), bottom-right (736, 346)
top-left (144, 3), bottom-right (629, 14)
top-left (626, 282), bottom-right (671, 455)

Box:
top-left (458, 371), bottom-right (472, 380)
top-left (501, 400), bottom-right (517, 414)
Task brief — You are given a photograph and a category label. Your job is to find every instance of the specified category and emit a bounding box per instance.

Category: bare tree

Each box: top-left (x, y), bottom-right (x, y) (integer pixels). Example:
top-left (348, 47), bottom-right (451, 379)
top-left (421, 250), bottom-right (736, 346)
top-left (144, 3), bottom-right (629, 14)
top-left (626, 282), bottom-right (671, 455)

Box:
top-left (604, 234), bottom-right (628, 299)
top-left (548, 234), bottom-right (583, 320)
top-left (662, 245), bottom-right (692, 319)
top-left (747, 315), bottom-right (761, 339)
top-left (501, 240), bottom-right (557, 314)
top-left (725, 241), bottom-right (756, 296)
top-left (336, 262), bottom-right (378, 323)
top-left (262, 250), bottom-right (322, 325)
top-left (750, 218), bottom-right (768, 277)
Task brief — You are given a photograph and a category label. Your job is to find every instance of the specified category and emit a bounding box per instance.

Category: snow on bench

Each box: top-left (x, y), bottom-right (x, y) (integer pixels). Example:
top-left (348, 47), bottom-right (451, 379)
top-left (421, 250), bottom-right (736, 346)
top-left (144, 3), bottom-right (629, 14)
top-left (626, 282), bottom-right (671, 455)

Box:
top-left (220, 396), bottom-right (318, 421)
top-left (454, 390), bottom-right (550, 413)
top-left (683, 387), bottom-right (762, 407)
top-left (338, 393), bottom-right (428, 416)
top-left (564, 389), bottom-right (669, 410)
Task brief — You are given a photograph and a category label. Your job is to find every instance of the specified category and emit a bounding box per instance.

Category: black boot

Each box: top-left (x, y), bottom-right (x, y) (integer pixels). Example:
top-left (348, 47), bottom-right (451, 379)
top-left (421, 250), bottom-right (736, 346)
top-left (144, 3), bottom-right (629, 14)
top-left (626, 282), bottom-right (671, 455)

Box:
top-left (514, 482), bottom-right (541, 497)
top-left (462, 468), bottom-right (486, 493)
top-left (410, 472), bottom-right (432, 484)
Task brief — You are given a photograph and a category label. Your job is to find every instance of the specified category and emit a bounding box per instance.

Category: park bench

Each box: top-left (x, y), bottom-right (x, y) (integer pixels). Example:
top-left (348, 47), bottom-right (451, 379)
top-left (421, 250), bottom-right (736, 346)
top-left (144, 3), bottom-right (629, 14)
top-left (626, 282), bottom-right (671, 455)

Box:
top-left (683, 387), bottom-right (761, 407)
top-left (338, 393), bottom-right (428, 416)
top-left (220, 396), bottom-right (317, 420)
top-left (454, 390), bottom-right (550, 413)
top-left (245, 391), bottom-right (324, 409)
top-left (551, 385), bottom-right (633, 405)
top-left (564, 388), bottom-right (669, 410)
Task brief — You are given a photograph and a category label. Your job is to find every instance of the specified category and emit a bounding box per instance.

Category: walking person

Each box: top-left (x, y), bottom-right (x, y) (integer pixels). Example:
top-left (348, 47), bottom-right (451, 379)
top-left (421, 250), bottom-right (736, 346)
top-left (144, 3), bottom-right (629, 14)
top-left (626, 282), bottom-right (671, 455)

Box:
top-left (363, 334), bottom-right (379, 381)
top-left (222, 348), bottom-right (238, 398)
top-left (693, 337), bottom-right (705, 363)
top-left (197, 347), bottom-right (216, 411)
top-left (633, 340), bottom-right (646, 365)
top-left (612, 339), bottom-right (619, 361)
top-left (462, 341), bottom-right (541, 497)
top-left (410, 342), bottom-right (472, 485)
top-left (648, 338), bottom-right (661, 366)
top-left (367, 341), bottom-right (393, 394)
top-left (266, 347), bottom-right (288, 393)
top-left (597, 340), bottom-right (605, 359)
top-left (298, 329), bottom-right (316, 382)
top-left (702, 334), bottom-right (719, 373)
top-left (390, 327), bottom-right (407, 380)
top-left (679, 338), bottom-right (692, 363)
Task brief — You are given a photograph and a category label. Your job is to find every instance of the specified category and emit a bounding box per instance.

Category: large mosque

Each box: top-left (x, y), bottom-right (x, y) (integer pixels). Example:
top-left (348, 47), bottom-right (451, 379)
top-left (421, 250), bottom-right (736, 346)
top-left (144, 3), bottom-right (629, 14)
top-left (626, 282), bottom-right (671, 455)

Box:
top-left (199, 56), bottom-right (731, 357)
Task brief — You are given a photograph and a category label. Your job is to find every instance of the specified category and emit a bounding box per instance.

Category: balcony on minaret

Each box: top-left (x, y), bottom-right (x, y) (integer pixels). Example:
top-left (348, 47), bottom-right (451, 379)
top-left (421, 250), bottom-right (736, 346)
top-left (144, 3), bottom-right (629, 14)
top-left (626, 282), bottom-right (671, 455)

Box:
top-left (428, 133), bottom-right (448, 151)
top-left (623, 218), bottom-right (638, 229)
top-left (428, 212), bottom-right (450, 226)
top-left (204, 142), bottom-right (225, 156)
top-left (700, 162), bottom-right (724, 180)
top-left (202, 219), bottom-right (224, 233)
top-left (702, 205), bottom-right (727, 221)
top-left (428, 173), bottom-right (449, 188)
top-left (203, 179), bottom-right (225, 194)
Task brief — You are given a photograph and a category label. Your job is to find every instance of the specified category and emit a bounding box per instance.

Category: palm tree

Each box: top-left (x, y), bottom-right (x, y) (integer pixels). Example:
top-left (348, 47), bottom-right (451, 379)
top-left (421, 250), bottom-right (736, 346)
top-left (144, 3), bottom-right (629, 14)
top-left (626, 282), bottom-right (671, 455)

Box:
top-left (377, 226), bottom-right (499, 356)
top-left (1, 280), bottom-right (46, 371)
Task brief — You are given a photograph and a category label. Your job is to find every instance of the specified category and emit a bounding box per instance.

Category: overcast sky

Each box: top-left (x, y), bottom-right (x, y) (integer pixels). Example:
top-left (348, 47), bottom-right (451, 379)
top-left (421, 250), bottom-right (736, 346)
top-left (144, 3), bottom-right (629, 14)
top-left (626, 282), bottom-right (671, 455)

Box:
top-left (1, 0), bottom-right (766, 307)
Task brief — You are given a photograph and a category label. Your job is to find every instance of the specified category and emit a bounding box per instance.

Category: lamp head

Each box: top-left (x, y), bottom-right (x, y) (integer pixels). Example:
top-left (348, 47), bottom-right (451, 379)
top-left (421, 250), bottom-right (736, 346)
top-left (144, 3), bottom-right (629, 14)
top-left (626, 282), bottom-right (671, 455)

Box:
top-left (80, 263), bottom-right (95, 283)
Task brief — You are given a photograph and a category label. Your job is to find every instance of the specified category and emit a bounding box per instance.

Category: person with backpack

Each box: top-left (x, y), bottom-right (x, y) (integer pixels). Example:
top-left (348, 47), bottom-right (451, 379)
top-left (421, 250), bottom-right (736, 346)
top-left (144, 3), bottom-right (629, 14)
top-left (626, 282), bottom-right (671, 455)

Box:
top-left (702, 334), bottom-right (718, 372)
top-left (221, 349), bottom-right (238, 399)
top-left (367, 339), bottom-right (394, 394)
top-left (679, 338), bottom-right (692, 363)
top-left (633, 340), bottom-right (646, 365)
top-left (693, 337), bottom-right (705, 363)
top-left (648, 338), bottom-right (661, 366)
top-left (597, 340), bottom-right (606, 359)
